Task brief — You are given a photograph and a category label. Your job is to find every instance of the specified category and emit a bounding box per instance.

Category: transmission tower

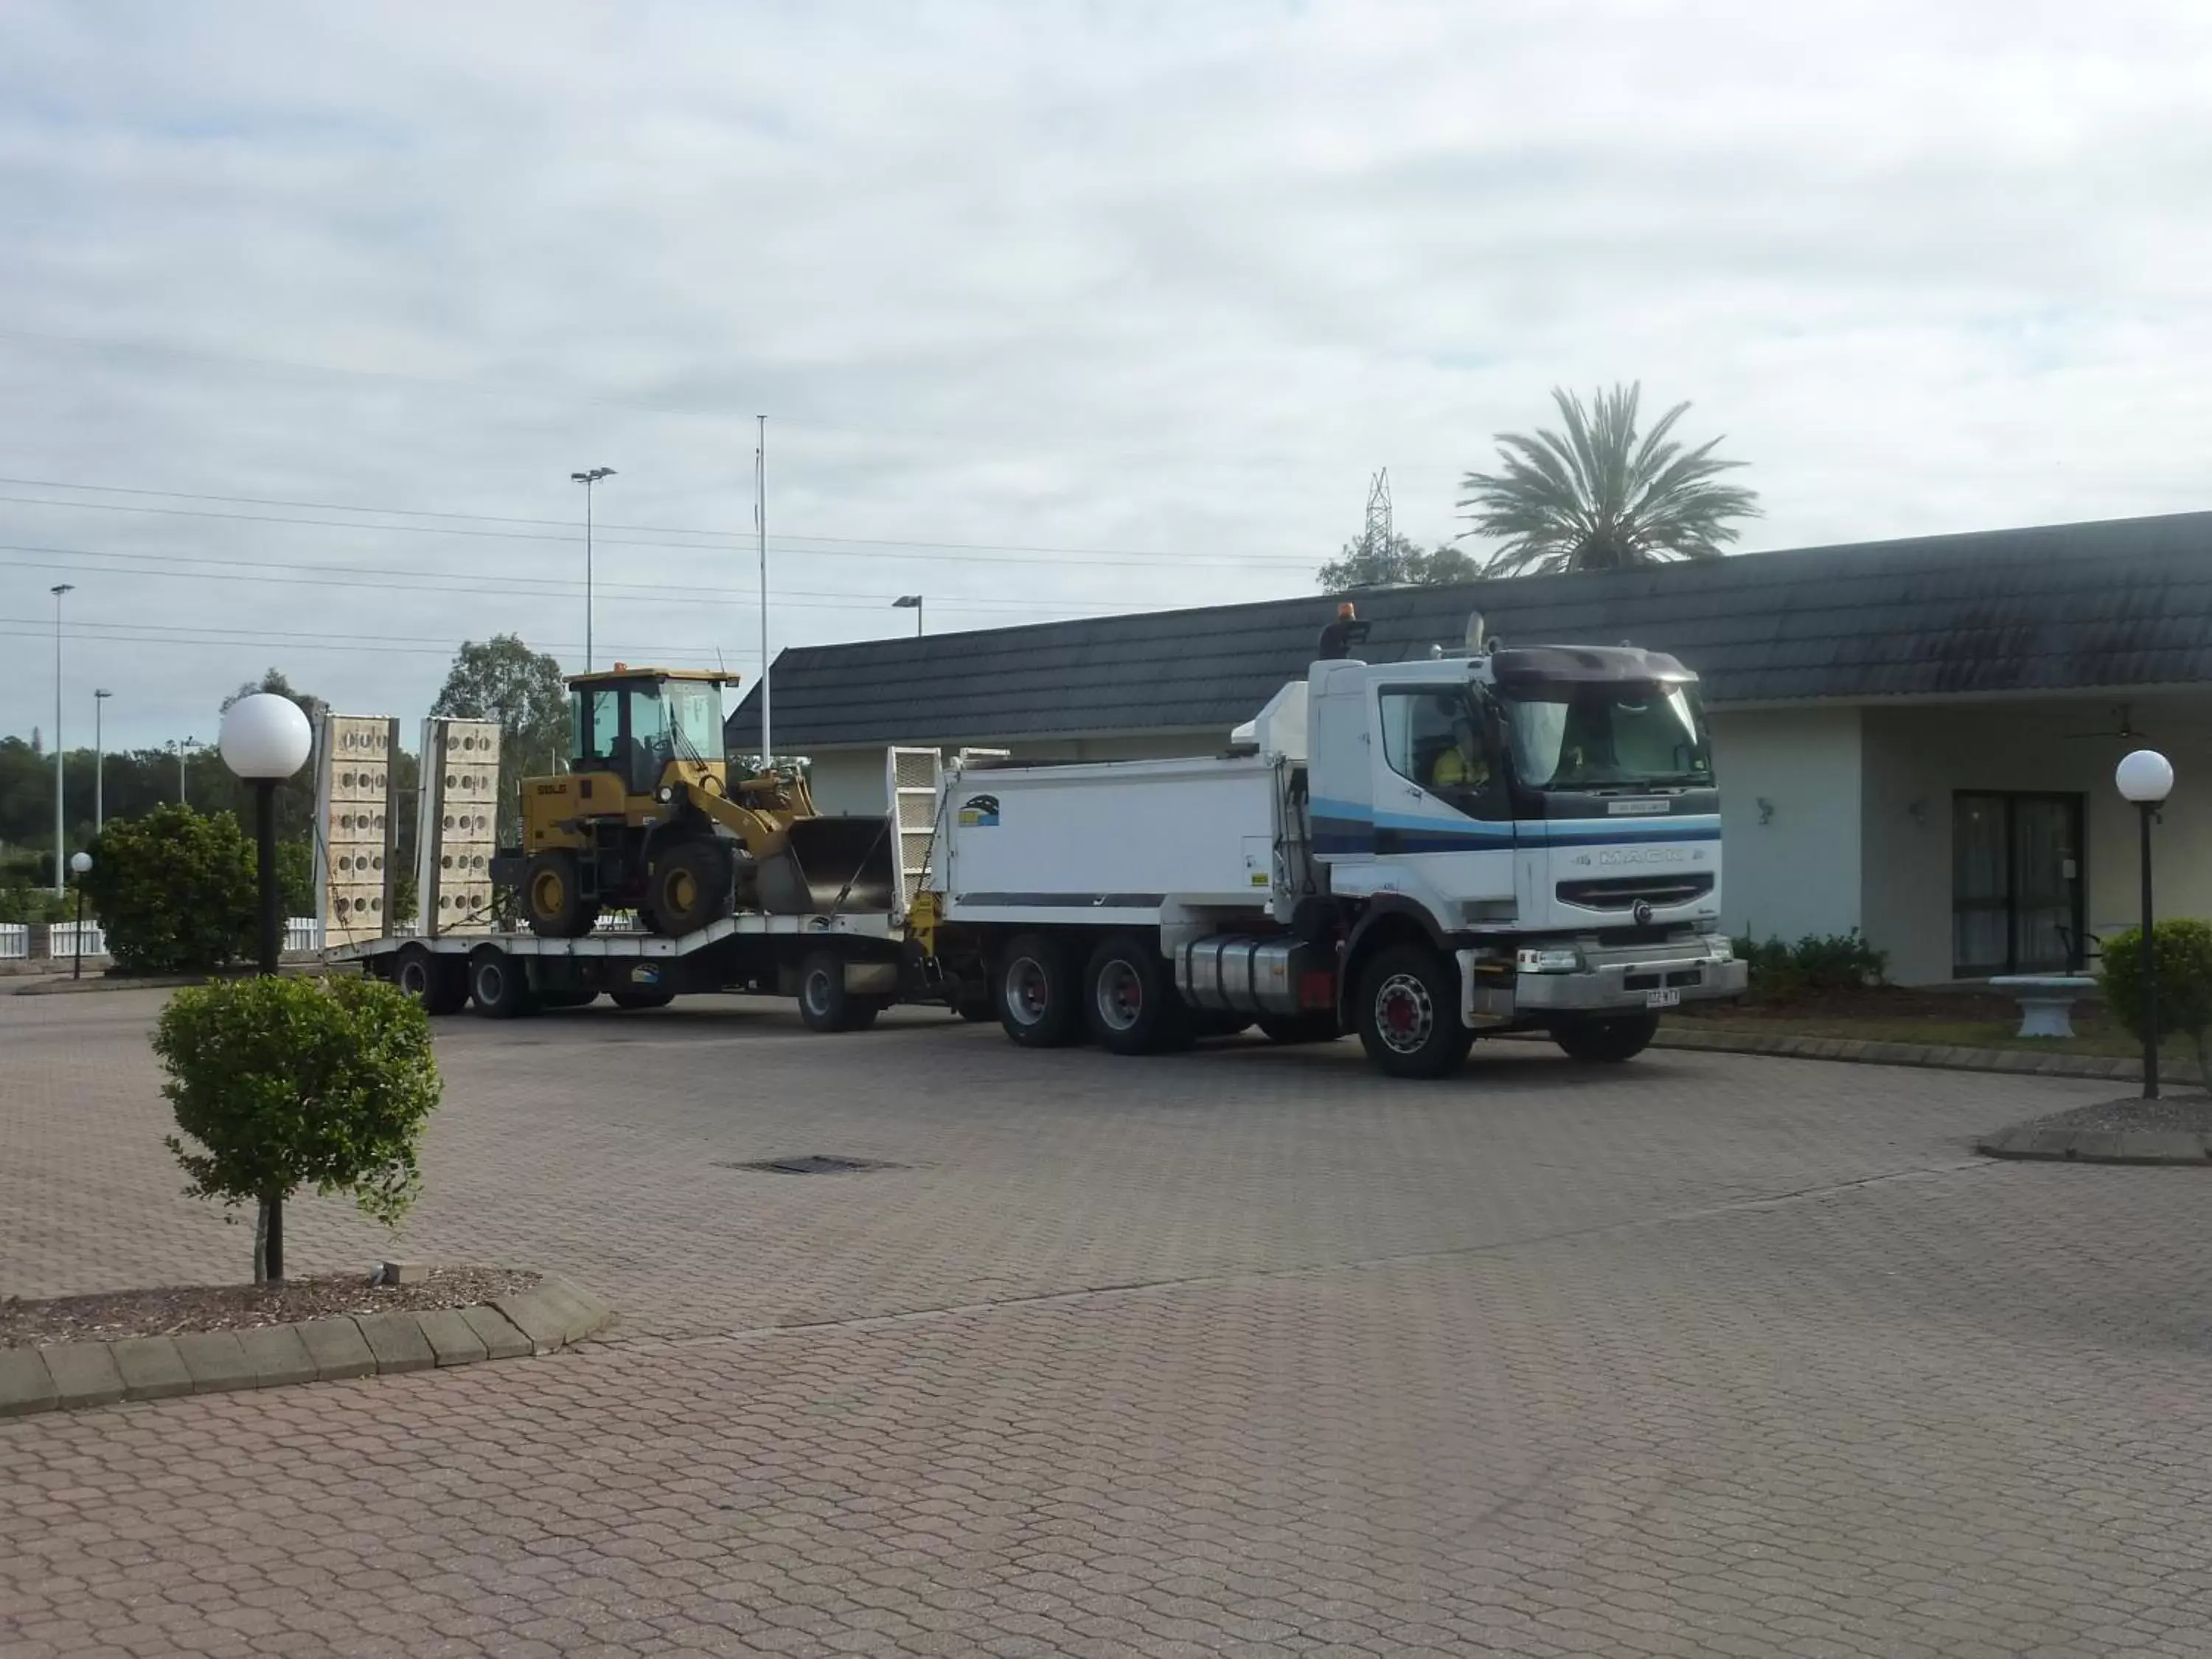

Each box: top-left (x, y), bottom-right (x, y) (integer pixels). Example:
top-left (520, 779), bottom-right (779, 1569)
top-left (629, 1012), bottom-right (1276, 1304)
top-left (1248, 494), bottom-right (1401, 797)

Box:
top-left (1363, 468), bottom-right (1392, 557)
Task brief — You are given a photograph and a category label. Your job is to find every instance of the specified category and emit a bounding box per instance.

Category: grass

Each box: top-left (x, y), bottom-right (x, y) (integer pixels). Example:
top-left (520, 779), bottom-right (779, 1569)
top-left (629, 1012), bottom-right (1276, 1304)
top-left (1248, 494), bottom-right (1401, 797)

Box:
top-left (1678, 1001), bottom-right (2208, 1078)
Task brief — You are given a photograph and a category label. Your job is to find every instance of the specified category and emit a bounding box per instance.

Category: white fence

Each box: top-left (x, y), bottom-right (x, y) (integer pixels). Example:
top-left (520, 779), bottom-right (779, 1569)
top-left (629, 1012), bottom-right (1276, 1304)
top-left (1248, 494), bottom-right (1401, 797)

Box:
top-left (49, 922), bottom-right (107, 959)
top-left (0, 923), bottom-right (25, 961)
top-left (284, 917), bottom-right (323, 953)
top-left (0, 917), bottom-right (327, 964)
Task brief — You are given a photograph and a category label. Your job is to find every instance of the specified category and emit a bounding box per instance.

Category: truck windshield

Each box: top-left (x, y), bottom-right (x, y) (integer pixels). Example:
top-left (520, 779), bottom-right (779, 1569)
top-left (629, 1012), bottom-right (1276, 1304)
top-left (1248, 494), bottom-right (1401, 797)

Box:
top-left (1500, 680), bottom-right (1712, 790)
top-left (664, 681), bottom-right (723, 762)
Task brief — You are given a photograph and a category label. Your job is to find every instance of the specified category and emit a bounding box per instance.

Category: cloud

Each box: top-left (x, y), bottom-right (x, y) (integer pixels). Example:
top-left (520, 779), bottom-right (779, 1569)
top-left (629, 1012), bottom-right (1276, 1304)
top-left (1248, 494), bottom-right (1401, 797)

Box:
top-left (1, 0), bottom-right (2208, 748)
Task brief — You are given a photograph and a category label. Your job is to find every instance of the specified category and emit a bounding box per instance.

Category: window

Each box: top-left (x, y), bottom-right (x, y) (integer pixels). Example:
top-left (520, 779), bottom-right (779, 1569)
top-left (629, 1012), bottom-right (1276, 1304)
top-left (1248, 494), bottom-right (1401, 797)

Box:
top-left (1953, 792), bottom-right (2084, 975)
top-left (584, 688), bottom-right (622, 764)
top-left (1501, 682), bottom-right (1711, 790)
top-left (1380, 688), bottom-right (1489, 796)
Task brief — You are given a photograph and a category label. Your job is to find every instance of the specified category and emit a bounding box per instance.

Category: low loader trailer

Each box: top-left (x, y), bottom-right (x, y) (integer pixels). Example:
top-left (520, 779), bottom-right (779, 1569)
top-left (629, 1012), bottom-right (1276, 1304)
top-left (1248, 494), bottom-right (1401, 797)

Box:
top-left (339, 607), bottom-right (1746, 1078)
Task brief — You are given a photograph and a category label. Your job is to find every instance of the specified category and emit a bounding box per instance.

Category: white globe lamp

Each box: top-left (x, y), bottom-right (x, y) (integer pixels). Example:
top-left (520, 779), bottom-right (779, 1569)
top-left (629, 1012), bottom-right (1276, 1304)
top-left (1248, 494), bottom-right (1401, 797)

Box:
top-left (2115, 748), bottom-right (2174, 804)
top-left (2114, 747), bottom-right (2176, 1099)
top-left (219, 692), bottom-right (315, 976)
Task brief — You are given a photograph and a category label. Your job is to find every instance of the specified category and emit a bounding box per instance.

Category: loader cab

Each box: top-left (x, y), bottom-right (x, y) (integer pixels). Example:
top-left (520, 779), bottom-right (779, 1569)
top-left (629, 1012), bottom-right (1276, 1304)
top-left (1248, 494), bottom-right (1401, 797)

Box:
top-left (566, 667), bottom-right (732, 801)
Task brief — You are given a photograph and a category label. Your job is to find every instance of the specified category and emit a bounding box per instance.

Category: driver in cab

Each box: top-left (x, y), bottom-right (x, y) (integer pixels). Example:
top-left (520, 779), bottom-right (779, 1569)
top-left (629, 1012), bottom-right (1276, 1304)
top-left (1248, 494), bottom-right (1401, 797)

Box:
top-left (1428, 708), bottom-right (1489, 793)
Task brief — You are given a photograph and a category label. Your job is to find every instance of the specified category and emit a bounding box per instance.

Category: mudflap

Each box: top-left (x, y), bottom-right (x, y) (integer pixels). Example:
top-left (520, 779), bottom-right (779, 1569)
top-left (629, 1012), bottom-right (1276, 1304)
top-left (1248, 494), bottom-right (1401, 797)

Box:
top-left (757, 817), bottom-right (897, 914)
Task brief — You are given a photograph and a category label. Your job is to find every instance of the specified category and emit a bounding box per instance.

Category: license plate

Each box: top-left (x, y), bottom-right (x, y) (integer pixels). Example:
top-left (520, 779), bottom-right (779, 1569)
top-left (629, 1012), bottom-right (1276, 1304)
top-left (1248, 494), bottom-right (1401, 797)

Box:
top-left (1644, 987), bottom-right (1681, 1009)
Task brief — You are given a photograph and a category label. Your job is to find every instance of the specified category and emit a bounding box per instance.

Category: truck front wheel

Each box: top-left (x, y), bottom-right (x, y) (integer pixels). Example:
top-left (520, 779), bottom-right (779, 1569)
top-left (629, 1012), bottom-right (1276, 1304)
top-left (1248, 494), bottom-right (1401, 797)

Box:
top-left (1354, 943), bottom-right (1473, 1079)
top-left (997, 933), bottom-right (1082, 1048)
top-left (1552, 1013), bottom-right (1660, 1063)
top-left (1082, 934), bottom-right (1190, 1056)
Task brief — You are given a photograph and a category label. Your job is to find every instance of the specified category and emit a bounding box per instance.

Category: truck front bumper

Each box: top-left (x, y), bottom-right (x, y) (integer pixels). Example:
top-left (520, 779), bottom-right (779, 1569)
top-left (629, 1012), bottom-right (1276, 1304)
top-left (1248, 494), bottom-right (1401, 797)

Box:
top-left (1457, 937), bottom-right (1747, 1026)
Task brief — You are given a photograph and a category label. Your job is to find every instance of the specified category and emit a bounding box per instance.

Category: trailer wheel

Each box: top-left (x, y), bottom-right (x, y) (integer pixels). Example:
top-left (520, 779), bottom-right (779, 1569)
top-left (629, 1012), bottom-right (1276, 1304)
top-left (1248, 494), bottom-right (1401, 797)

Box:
top-left (1354, 943), bottom-right (1473, 1079)
top-left (610, 985), bottom-right (675, 1010)
top-left (467, 947), bottom-right (538, 1019)
top-left (1551, 1012), bottom-right (1660, 1063)
top-left (650, 841), bottom-right (734, 936)
top-left (1082, 934), bottom-right (1189, 1055)
top-left (798, 948), bottom-right (877, 1032)
top-left (997, 933), bottom-right (1082, 1048)
top-left (394, 945), bottom-right (467, 1016)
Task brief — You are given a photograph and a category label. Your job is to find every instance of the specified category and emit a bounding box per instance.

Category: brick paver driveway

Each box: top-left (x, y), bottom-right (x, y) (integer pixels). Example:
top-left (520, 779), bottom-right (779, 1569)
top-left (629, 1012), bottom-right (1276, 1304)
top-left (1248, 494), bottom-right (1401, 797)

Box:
top-left (4, 987), bottom-right (2210, 1658)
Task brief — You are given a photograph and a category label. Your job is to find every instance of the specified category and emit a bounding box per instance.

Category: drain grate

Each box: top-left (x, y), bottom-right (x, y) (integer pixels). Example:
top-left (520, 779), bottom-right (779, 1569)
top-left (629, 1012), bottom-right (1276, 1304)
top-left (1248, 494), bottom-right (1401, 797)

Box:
top-left (716, 1155), bottom-right (899, 1175)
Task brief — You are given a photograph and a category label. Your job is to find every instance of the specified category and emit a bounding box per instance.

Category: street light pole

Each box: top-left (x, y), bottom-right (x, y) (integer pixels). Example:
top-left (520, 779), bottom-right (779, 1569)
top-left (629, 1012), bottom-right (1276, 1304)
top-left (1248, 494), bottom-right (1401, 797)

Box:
top-left (69, 852), bottom-right (91, 981)
top-left (570, 467), bottom-right (616, 672)
top-left (893, 594), bottom-right (924, 636)
top-left (94, 689), bottom-right (111, 835)
top-left (49, 583), bottom-right (73, 896)
top-left (2115, 749), bottom-right (2175, 1102)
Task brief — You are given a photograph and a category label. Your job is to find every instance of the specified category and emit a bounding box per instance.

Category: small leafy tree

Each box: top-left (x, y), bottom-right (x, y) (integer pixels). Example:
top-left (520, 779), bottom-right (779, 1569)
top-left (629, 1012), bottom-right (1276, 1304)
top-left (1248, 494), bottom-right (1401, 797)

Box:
top-left (81, 804), bottom-right (257, 973)
top-left (154, 975), bottom-right (442, 1281)
top-left (2099, 920), bottom-right (2212, 1090)
top-left (1318, 532), bottom-right (1480, 592)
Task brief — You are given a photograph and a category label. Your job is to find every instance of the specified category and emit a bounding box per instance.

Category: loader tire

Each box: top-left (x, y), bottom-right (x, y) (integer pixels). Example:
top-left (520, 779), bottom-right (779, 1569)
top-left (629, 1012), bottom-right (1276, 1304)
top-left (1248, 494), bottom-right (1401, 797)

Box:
top-left (522, 851), bottom-right (597, 939)
top-left (996, 933), bottom-right (1082, 1048)
top-left (650, 841), bottom-right (733, 936)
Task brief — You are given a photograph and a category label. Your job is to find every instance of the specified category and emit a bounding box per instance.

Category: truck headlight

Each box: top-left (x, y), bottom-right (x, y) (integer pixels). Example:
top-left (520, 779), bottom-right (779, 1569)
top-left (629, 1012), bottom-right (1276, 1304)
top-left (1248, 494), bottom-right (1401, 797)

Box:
top-left (1706, 936), bottom-right (1735, 963)
top-left (1514, 945), bottom-right (1583, 974)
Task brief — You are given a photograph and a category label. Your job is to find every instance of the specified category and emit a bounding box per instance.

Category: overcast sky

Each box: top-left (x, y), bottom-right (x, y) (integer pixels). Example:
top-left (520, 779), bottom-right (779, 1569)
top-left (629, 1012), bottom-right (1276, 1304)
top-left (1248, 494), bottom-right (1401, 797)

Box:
top-left (3, 0), bottom-right (2209, 751)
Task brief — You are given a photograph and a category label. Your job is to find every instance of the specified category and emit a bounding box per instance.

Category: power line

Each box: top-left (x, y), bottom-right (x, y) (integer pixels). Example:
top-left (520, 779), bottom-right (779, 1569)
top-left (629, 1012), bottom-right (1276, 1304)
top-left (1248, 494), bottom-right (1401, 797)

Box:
top-left (0, 540), bottom-right (1146, 617)
top-left (0, 478), bottom-right (1315, 568)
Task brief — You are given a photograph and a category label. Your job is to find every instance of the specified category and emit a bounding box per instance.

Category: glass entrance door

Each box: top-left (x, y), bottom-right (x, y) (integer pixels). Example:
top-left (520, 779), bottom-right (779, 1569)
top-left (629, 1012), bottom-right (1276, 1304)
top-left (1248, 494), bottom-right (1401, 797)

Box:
top-left (1952, 792), bottom-right (2085, 975)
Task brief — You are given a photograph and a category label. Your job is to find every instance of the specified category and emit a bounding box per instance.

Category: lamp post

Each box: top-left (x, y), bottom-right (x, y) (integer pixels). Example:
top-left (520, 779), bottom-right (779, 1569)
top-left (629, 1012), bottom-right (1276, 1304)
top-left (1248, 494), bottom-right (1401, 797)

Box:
top-left (570, 466), bottom-right (616, 671)
top-left (68, 851), bottom-right (91, 981)
top-left (2115, 748), bottom-right (2175, 1100)
top-left (93, 689), bottom-right (111, 835)
top-left (170, 736), bottom-right (200, 804)
top-left (892, 594), bottom-right (924, 636)
top-left (218, 692), bottom-right (313, 1284)
top-left (50, 583), bottom-right (73, 895)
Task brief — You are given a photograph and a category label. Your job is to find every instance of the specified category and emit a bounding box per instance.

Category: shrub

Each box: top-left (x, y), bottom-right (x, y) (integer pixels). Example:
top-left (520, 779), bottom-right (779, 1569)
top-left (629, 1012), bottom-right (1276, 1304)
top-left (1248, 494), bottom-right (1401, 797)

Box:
top-left (1731, 928), bottom-right (1888, 999)
top-left (80, 804), bottom-right (256, 973)
top-left (2099, 920), bottom-right (2212, 1090)
top-left (153, 975), bottom-right (442, 1281)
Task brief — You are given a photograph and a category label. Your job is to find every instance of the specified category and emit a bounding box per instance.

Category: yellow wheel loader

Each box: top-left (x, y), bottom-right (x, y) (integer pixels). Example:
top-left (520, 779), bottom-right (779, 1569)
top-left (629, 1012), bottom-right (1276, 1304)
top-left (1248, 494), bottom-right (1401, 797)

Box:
top-left (488, 667), bottom-right (896, 939)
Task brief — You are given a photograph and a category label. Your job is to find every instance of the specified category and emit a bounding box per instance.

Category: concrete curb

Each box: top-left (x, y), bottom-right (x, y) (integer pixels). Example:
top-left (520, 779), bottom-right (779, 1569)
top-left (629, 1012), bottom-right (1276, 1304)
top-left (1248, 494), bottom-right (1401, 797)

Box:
top-left (1654, 1024), bottom-right (2155, 1082)
top-left (0, 1276), bottom-right (614, 1420)
top-left (1975, 1124), bottom-right (2212, 1165)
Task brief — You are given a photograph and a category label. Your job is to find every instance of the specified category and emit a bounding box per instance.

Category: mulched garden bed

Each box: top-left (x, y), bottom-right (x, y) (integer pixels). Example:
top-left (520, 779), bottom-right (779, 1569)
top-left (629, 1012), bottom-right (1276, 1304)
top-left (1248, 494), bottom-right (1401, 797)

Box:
top-left (2013, 1095), bottom-right (2212, 1136)
top-left (0, 1266), bottom-right (539, 1349)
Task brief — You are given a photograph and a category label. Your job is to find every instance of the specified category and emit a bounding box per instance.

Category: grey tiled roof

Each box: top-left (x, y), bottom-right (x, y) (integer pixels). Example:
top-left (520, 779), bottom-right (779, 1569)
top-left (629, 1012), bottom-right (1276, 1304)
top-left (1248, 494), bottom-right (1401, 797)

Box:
top-left (727, 510), bottom-right (2212, 750)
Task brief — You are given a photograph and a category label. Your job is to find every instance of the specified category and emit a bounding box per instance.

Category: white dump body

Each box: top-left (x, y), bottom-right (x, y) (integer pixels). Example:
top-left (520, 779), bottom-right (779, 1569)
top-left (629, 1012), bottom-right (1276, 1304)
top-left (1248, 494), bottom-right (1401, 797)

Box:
top-left (936, 754), bottom-right (1282, 926)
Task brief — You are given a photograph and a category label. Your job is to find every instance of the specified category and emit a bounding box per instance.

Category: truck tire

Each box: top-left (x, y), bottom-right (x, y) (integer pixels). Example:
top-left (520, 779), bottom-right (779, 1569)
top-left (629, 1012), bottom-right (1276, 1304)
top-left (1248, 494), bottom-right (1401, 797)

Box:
top-left (997, 933), bottom-right (1083, 1048)
top-left (467, 948), bottom-right (538, 1019)
top-left (394, 945), bottom-right (467, 1016)
top-left (1354, 943), bottom-right (1474, 1079)
top-left (522, 851), bottom-right (597, 939)
top-left (610, 985), bottom-right (676, 1010)
top-left (799, 948), bottom-right (877, 1032)
top-left (1082, 933), bottom-right (1190, 1056)
top-left (1257, 1012), bottom-right (1341, 1045)
top-left (650, 841), bottom-right (734, 936)
top-left (1552, 1012), bottom-right (1660, 1063)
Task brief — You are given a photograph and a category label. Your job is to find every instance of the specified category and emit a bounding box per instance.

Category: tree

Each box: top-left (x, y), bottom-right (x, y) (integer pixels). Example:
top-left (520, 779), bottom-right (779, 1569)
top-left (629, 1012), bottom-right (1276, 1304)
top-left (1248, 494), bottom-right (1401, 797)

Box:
top-left (81, 804), bottom-right (257, 973)
top-left (154, 975), bottom-right (442, 1282)
top-left (431, 636), bottom-right (569, 838)
top-left (1457, 382), bottom-right (1761, 577)
top-left (1317, 532), bottom-right (1479, 592)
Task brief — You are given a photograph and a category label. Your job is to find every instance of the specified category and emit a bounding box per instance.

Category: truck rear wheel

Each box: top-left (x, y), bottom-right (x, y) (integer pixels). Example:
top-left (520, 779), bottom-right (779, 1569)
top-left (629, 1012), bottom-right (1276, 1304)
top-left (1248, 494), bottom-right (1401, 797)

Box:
top-left (799, 948), bottom-right (878, 1032)
top-left (468, 948), bottom-right (538, 1019)
top-left (1082, 934), bottom-right (1190, 1056)
top-left (394, 945), bottom-right (466, 1016)
top-left (522, 851), bottom-right (597, 939)
top-left (997, 933), bottom-right (1082, 1048)
top-left (1354, 943), bottom-right (1473, 1079)
top-left (1552, 1012), bottom-right (1660, 1063)
top-left (650, 841), bottom-right (733, 936)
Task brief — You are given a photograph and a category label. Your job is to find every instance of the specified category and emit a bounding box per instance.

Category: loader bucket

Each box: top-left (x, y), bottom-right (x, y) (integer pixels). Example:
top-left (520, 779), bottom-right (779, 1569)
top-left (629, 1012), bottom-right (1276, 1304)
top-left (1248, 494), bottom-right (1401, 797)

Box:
top-left (755, 815), bottom-right (897, 914)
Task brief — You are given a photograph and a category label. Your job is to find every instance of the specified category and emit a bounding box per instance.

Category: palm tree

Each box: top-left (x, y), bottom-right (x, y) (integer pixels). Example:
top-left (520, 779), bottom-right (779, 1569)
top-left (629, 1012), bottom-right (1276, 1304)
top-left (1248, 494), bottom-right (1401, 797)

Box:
top-left (1457, 383), bottom-right (1761, 577)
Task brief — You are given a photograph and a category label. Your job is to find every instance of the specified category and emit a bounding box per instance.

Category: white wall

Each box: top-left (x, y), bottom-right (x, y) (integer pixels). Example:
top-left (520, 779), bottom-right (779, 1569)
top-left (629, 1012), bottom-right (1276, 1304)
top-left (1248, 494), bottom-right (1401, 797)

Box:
top-left (801, 731), bottom-right (1225, 817)
top-left (1860, 695), bottom-right (2212, 984)
top-left (1707, 706), bottom-right (1865, 948)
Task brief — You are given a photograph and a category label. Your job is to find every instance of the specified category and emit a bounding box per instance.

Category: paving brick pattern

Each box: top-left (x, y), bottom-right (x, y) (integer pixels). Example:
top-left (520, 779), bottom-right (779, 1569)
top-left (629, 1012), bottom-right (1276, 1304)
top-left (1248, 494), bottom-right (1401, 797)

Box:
top-left (4, 989), bottom-right (2211, 1655)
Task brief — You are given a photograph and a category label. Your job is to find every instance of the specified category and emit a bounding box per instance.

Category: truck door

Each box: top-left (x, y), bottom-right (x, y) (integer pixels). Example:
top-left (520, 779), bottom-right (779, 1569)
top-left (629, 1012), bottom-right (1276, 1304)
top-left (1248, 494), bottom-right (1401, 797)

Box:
top-left (1368, 684), bottom-right (1516, 914)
